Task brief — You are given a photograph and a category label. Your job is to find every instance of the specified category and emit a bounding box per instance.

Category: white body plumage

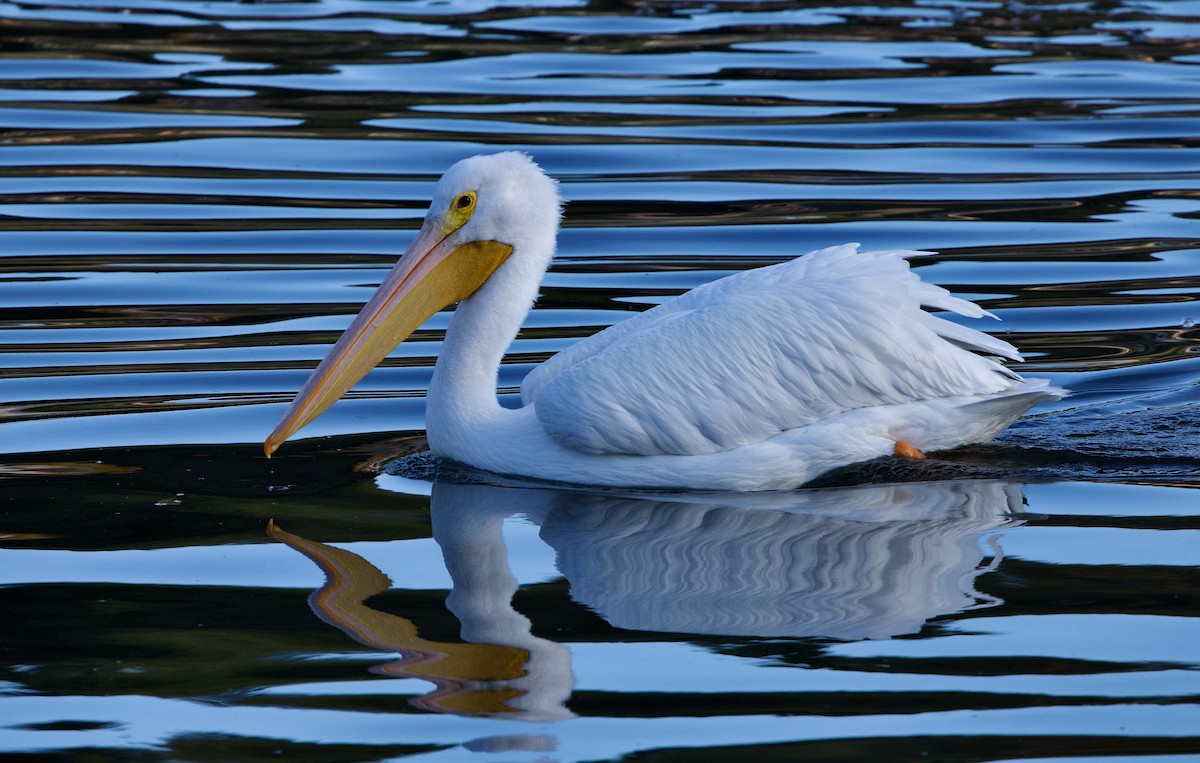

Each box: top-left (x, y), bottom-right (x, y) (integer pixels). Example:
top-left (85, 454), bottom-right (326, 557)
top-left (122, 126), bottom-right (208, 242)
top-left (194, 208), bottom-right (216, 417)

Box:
top-left (268, 152), bottom-right (1064, 490)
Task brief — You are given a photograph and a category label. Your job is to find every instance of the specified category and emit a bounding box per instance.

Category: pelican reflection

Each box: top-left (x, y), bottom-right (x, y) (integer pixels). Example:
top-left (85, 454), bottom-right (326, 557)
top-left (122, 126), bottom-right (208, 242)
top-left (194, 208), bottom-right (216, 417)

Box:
top-left (274, 478), bottom-right (1025, 720)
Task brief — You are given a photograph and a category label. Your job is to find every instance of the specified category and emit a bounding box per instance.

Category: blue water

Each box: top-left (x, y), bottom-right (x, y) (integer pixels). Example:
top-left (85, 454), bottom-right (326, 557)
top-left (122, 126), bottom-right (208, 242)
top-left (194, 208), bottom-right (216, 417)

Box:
top-left (1, 0), bottom-right (1199, 760)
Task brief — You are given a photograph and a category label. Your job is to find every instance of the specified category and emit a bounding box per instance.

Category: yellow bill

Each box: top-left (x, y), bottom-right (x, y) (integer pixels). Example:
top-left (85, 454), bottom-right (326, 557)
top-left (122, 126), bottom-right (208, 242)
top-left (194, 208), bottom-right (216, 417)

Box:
top-left (265, 223), bottom-right (512, 457)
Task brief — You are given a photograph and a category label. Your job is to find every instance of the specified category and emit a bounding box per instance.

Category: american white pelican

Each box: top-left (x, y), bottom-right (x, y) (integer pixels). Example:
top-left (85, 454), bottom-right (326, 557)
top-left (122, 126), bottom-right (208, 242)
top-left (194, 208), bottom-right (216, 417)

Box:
top-left (265, 152), bottom-right (1063, 490)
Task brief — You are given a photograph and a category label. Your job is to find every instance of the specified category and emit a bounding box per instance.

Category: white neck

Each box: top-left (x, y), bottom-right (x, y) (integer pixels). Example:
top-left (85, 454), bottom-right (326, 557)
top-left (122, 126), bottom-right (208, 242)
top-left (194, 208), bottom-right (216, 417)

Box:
top-left (425, 247), bottom-right (546, 455)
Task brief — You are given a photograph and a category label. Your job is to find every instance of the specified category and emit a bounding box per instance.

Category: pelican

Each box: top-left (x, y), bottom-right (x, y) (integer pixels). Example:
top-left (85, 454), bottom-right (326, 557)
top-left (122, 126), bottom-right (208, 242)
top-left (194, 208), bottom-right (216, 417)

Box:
top-left (265, 152), bottom-right (1063, 490)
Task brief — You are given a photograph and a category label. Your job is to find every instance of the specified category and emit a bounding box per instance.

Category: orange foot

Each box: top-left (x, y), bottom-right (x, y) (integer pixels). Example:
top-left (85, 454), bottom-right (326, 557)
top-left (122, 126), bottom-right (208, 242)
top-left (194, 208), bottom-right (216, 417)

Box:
top-left (893, 440), bottom-right (926, 459)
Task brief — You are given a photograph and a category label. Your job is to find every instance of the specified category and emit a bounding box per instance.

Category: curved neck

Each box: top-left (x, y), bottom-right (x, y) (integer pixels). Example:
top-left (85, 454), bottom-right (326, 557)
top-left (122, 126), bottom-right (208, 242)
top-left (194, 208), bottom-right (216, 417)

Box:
top-left (426, 249), bottom-right (546, 452)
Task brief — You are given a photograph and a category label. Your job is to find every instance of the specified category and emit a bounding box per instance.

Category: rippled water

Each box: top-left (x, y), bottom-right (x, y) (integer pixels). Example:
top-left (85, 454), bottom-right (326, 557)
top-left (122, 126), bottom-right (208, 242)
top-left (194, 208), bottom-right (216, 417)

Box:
top-left (2, 0), bottom-right (1199, 760)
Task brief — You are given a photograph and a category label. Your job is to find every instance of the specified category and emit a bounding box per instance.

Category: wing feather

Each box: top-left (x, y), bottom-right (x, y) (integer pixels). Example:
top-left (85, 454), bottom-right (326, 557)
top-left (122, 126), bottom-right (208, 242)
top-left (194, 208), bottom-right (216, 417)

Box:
top-left (522, 244), bottom-right (1022, 457)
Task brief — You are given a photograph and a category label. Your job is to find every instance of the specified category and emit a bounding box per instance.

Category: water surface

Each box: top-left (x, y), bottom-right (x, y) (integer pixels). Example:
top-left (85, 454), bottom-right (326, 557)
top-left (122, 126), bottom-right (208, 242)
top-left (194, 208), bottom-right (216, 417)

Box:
top-left (2, 0), bottom-right (1199, 760)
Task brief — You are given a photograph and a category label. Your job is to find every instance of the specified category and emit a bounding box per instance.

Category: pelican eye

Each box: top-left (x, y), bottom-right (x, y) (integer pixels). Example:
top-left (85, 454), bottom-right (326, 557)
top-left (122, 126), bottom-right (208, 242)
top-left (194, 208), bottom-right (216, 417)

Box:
top-left (445, 189), bottom-right (478, 232)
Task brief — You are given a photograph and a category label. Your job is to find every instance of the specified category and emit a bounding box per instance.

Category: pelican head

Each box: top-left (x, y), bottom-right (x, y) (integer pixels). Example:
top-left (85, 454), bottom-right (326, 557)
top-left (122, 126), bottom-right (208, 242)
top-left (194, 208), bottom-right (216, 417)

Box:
top-left (265, 152), bottom-right (562, 456)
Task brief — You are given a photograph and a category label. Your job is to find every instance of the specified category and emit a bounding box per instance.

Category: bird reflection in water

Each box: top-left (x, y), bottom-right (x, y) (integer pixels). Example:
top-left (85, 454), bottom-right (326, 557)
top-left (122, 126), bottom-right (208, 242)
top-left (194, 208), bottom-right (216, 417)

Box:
top-left (272, 478), bottom-right (1025, 721)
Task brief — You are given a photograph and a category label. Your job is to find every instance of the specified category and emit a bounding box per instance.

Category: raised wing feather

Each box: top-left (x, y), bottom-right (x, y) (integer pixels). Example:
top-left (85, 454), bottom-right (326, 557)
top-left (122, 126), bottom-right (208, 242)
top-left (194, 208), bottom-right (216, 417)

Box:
top-left (521, 244), bottom-right (1022, 457)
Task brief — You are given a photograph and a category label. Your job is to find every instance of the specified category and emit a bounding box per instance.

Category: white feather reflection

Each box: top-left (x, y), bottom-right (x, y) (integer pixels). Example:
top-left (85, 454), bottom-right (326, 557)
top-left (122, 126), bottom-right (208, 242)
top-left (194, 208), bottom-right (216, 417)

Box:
top-left (433, 479), bottom-right (1024, 641)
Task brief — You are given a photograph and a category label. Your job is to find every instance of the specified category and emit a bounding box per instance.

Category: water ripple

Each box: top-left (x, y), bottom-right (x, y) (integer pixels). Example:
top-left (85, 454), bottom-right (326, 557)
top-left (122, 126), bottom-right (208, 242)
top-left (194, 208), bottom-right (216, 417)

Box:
top-left (2, 0), bottom-right (1200, 759)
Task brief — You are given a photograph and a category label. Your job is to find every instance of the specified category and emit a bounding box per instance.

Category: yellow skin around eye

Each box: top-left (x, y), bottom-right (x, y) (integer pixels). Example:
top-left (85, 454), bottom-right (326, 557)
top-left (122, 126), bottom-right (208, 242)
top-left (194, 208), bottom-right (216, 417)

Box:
top-left (443, 190), bottom-right (477, 233)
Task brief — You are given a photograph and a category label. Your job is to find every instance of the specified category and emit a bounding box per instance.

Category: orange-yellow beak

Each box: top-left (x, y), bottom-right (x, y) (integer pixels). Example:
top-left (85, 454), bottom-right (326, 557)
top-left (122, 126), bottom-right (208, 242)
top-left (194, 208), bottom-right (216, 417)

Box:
top-left (265, 223), bottom-right (512, 457)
